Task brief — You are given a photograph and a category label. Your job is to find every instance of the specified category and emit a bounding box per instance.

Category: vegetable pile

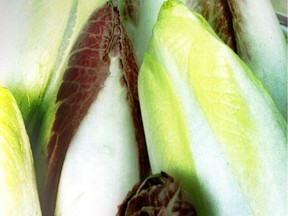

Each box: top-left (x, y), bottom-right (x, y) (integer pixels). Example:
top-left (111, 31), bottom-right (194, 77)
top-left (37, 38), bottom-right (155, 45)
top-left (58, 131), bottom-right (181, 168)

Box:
top-left (0, 0), bottom-right (286, 215)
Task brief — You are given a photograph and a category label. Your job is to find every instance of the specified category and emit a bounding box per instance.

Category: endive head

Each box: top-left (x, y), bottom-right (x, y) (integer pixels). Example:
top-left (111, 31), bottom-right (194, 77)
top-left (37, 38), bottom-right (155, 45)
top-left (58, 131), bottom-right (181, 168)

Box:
top-left (139, 0), bottom-right (286, 215)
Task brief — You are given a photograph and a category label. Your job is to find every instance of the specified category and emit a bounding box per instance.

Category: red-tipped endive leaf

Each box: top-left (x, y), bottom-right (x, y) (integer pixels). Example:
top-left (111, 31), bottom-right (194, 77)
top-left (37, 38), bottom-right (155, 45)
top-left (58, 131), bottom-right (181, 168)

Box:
top-left (34, 2), bottom-right (150, 215)
top-left (42, 5), bottom-right (113, 214)
top-left (185, 0), bottom-right (236, 51)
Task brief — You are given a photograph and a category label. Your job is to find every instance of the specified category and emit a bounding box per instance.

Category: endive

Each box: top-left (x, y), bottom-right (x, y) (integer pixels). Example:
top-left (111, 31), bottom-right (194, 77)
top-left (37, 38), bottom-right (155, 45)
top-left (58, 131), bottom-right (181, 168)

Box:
top-left (36, 2), bottom-right (149, 215)
top-left (138, 1), bottom-right (287, 215)
top-left (0, 87), bottom-right (41, 215)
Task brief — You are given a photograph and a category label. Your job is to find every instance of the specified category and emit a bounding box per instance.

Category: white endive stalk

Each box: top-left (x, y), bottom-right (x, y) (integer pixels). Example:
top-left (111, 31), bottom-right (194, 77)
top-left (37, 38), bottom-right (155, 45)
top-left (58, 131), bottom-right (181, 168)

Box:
top-left (138, 1), bottom-right (287, 215)
top-left (227, 0), bottom-right (287, 119)
top-left (0, 87), bottom-right (41, 216)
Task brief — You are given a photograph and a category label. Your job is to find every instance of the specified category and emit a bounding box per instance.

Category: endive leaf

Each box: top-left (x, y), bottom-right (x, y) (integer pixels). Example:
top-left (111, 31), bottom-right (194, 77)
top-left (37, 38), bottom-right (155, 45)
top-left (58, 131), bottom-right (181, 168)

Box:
top-left (227, 0), bottom-right (287, 119)
top-left (0, 0), bottom-right (75, 136)
top-left (139, 1), bottom-right (287, 215)
top-left (35, 2), bottom-right (150, 215)
top-left (0, 87), bottom-right (41, 216)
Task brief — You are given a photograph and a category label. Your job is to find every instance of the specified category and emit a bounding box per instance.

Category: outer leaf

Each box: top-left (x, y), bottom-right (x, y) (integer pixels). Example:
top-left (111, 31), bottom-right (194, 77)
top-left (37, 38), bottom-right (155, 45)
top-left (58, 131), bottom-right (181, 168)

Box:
top-left (0, 87), bottom-right (41, 216)
top-left (139, 1), bottom-right (287, 215)
top-left (0, 0), bottom-right (75, 136)
top-left (227, 0), bottom-right (287, 119)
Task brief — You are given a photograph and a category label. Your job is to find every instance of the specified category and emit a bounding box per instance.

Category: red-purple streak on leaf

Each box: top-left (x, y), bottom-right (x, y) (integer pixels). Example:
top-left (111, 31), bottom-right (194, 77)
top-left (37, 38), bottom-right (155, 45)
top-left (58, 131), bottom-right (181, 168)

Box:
top-left (185, 0), bottom-right (237, 51)
top-left (119, 19), bottom-right (151, 179)
top-left (42, 4), bottom-right (114, 215)
top-left (41, 3), bottom-right (150, 215)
